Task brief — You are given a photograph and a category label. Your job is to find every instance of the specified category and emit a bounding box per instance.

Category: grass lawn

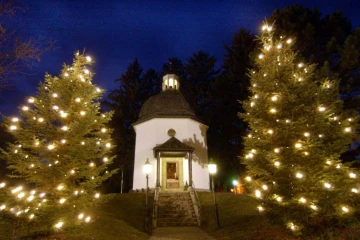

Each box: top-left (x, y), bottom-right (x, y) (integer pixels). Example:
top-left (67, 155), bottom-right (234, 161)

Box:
top-left (0, 194), bottom-right (151, 240)
top-left (198, 192), bottom-right (298, 240)
top-left (2, 192), bottom-right (359, 239)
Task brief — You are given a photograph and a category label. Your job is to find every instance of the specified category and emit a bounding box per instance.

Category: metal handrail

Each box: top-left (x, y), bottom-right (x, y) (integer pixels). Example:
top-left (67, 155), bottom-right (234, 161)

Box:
top-left (191, 181), bottom-right (201, 225)
top-left (152, 187), bottom-right (160, 227)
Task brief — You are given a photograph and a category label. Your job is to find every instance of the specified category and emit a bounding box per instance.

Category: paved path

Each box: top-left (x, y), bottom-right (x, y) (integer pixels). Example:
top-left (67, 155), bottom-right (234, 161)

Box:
top-left (150, 227), bottom-right (215, 240)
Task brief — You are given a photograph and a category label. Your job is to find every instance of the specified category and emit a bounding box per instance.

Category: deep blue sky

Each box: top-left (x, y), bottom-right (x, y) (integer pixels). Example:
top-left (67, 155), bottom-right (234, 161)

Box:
top-left (0, 0), bottom-right (359, 115)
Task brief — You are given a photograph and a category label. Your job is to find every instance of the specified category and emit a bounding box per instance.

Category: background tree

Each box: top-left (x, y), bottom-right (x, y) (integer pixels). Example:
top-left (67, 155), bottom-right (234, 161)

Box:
top-left (241, 24), bottom-right (360, 237)
top-left (205, 29), bottom-right (256, 188)
top-left (104, 59), bottom-right (161, 192)
top-left (269, 4), bottom-right (360, 111)
top-left (0, 53), bottom-right (116, 235)
top-left (0, 0), bottom-right (53, 89)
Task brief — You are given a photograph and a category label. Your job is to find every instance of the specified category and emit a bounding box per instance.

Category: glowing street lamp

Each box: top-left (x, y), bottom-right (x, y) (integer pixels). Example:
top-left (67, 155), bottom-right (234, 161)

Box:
top-left (208, 160), bottom-right (221, 229)
top-left (143, 158), bottom-right (152, 232)
top-left (232, 180), bottom-right (238, 194)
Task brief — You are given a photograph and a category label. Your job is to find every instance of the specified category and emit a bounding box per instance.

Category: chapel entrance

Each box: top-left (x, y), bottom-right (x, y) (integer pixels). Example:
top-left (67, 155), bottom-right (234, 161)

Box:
top-left (166, 162), bottom-right (179, 188)
top-left (153, 135), bottom-right (194, 191)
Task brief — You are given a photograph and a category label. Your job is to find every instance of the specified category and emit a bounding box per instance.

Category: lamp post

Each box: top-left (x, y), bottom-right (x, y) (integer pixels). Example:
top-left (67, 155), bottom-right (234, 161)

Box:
top-left (232, 180), bottom-right (238, 194)
top-left (120, 165), bottom-right (124, 194)
top-left (143, 158), bottom-right (152, 232)
top-left (208, 161), bottom-right (221, 229)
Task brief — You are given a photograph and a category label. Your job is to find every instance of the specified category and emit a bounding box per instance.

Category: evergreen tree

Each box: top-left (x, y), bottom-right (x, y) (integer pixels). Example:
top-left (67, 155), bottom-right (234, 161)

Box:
top-left (241, 24), bottom-right (360, 237)
top-left (104, 59), bottom-right (161, 192)
top-left (269, 5), bottom-right (360, 112)
top-left (0, 53), bottom-right (116, 233)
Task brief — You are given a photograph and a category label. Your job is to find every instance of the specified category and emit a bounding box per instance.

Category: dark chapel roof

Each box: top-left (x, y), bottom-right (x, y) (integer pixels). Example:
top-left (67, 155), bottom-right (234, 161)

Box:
top-left (133, 74), bottom-right (201, 125)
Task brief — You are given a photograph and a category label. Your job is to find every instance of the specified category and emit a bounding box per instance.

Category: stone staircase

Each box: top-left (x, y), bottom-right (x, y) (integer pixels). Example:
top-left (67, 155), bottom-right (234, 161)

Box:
top-left (156, 192), bottom-right (198, 227)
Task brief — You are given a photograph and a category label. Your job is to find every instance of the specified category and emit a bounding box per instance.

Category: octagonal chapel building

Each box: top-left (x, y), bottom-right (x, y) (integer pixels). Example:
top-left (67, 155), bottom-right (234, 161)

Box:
top-left (132, 73), bottom-right (210, 191)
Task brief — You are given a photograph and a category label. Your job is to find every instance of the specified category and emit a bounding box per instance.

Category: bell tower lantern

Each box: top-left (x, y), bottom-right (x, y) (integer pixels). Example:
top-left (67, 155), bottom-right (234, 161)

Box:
top-left (162, 74), bottom-right (179, 91)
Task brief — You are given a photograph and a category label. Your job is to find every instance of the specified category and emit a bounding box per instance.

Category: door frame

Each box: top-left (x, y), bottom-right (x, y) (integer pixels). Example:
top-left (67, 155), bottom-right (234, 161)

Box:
top-left (161, 157), bottom-right (184, 191)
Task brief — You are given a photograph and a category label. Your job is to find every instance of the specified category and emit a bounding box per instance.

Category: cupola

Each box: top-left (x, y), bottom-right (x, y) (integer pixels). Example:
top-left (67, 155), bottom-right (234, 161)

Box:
top-left (162, 74), bottom-right (179, 91)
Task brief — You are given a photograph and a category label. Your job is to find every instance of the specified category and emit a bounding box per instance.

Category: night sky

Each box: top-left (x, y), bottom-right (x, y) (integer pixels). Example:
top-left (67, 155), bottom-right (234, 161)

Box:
top-left (0, 0), bottom-right (359, 115)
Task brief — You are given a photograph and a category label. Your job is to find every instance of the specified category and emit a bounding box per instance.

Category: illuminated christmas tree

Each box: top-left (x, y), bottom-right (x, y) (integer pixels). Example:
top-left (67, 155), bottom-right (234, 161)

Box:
top-left (241, 24), bottom-right (360, 236)
top-left (0, 53), bottom-right (116, 233)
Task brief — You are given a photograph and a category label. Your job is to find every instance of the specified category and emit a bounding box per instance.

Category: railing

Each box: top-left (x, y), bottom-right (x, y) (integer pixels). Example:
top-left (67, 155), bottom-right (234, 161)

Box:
top-left (190, 181), bottom-right (201, 226)
top-left (152, 186), bottom-right (160, 228)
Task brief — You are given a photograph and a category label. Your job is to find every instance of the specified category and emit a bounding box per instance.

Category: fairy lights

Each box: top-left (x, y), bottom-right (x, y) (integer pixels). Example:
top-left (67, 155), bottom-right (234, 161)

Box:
top-left (54, 221), bottom-right (64, 229)
top-left (296, 172), bottom-right (303, 179)
top-left (295, 143), bottom-right (302, 148)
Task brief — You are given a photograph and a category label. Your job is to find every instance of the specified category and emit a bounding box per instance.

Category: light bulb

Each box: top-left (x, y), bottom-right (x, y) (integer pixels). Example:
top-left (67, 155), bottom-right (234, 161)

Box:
top-left (75, 98), bottom-right (81, 102)
top-left (271, 96), bottom-right (278, 101)
top-left (48, 144), bottom-right (55, 150)
top-left (318, 106), bottom-right (326, 112)
top-left (59, 198), bottom-right (66, 204)
top-left (324, 183), bottom-right (332, 189)
top-left (255, 190), bottom-right (261, 198)
top-left (78, 213), bottom-right (84, 220)
top-left (345, 127), bottom-right (351, 133)
top-left (60, 111), bottom-right (68, 118)
top-left (342, 206), bottom-right (349, 213)
top-left (22, 106), bottom-right (29, 111)
top-left (54, 221), bottom-right (64, 229)
top-left (57, 185), bottom-right (64, 191)
top-left (295, 143), bottom-right (302, 148)
top-left (86, 56), bottom-right (92, 62)
top-left (270, 108), bottom-right (276, 113)
top-left (245, 176), bottom-right (252, 182)
top-left (94, 193), bottom-right (100, 198)
top-left (103, 157), bottom-right (108, 162)
top-left (349, 173), bottom-right (356, 178)
top-left (80, 111), bottom-right (86, 116)
top-left (296, 172), bottom-right (303, 179)
top-left (257, 206), bottom-right (264, 212)
top-left (310, 205), bottom-right (317, 210)
top-left (299, 197), bottom-right (306, 203)
top-left (52, 93), bottom-right (58, 98)
top-left (259, 54), bottom-right (264, 59)
top-left (286, 39), bottom-right (292, 44)
top-left (11, 117), bottom-right (19, 122)
top-left (105, 143), bottom-right (111, 148)
top-left (101, 128), bottom-right (106, 133)
top-left (10, 125), bottom-right (17, 131)
top-left (267, 129), bottom-right (273, 134)
top-left (274, 161), bottom-right (280, 167)
top-left (304, 132), bottom-right (310, 137)
top-left (38, 118), bottom-right (44, 123)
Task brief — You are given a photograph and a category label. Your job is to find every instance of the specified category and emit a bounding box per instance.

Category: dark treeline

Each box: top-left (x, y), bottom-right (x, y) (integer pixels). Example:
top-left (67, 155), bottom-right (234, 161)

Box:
top-left (102, 4), bottom-right (360, 193)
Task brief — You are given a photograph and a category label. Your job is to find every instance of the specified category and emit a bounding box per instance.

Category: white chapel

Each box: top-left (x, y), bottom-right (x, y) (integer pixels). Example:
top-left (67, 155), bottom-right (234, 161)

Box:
top-left (132, 73), bottom-right (210, 191)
